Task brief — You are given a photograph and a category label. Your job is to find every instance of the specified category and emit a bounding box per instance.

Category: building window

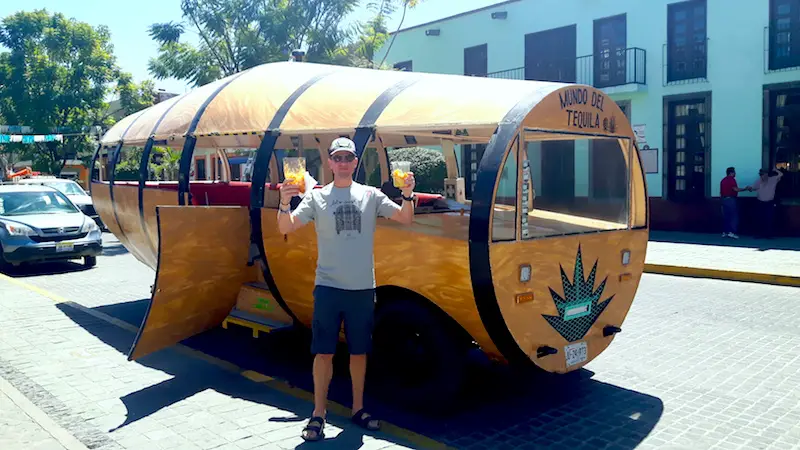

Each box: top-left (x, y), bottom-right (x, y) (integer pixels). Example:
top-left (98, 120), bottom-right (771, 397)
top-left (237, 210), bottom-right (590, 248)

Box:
top-left (464, 44), bottom-right (488, 77)
top-left (768, 88), bottom-right (800, 200)
top-left (594, 14), bottom-right (627, 88)
top-left (394, 60), bottom-right (412, 71)
top-left (665, 95), bottom-right (710, 200)
top-left (525, 25), bottom-right (577, 83)
top-left (667, 0), bottom-right (707, 82)
top-left (770, 0), bottom-right (800, 70)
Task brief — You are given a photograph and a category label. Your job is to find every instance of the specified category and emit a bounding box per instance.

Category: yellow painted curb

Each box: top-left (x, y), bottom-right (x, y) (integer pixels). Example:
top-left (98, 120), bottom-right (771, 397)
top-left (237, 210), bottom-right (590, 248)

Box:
top-left (0, 273), bottom-right (455, 450)
top-left (644, 263), bottom-right (800, 287)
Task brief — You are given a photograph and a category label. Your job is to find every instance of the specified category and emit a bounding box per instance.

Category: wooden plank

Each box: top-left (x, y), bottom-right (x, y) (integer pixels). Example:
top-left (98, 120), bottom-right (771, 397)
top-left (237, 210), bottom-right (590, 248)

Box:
top-left (128, 205), bottom-right (259, 361)
top-left (489, 228), bottom-right (648, 373)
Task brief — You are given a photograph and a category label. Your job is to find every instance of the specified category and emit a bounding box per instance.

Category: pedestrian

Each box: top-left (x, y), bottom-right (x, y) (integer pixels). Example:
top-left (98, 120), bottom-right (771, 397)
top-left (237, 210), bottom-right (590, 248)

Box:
top-left (276, 137), bottom-right (416, 442)
top-left (744, 165), bottom-right (784, 238)
top-left (719, 166), bottom-right (744, 239)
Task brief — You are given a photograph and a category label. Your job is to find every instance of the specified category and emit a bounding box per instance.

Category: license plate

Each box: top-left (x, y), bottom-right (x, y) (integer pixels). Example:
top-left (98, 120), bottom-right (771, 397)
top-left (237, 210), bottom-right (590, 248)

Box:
top-left (564, 341), bottom-right (588, 367)
top-left (55, 242), bottom-right (74, 253)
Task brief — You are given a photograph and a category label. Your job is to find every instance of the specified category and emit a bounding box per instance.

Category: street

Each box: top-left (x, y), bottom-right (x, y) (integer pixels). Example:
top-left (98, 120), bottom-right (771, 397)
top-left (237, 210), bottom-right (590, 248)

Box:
top-left (1, 233), bottom-right (800, 450)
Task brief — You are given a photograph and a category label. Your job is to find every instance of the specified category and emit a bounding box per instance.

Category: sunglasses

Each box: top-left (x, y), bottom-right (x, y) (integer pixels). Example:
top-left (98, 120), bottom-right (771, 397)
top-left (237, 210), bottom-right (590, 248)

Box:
top-left (331, 153), bottom-right (355, 163)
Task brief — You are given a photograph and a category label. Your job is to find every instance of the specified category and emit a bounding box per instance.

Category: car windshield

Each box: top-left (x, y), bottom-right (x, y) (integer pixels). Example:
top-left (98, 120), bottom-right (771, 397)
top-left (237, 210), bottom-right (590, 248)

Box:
top-left (43, 181), bottom-right (85, 196)
top-left (0, 191), bottom-right (79, 216)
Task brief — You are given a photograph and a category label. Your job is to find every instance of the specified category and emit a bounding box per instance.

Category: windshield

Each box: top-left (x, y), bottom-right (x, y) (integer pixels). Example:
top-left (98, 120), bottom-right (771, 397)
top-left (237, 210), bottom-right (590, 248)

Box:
top-left (43, 181), bottom-right (85, 196)
top-left (0, 191), bottom-right (80, 216)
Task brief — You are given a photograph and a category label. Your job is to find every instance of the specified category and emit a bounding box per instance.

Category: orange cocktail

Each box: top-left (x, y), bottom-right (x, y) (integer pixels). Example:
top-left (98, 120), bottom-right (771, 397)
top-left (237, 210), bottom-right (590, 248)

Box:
top-left (283, 157), bottom-right (306, 194)
top-left (391, 161), bottom-right (411, 188)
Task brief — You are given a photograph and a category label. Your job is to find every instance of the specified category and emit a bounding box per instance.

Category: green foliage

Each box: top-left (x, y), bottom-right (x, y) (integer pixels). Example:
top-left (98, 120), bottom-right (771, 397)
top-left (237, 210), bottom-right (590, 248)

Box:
top-left (374, 0), bottom-right (423, 67)
top-left (385, 147), bottom-right (446, 194)
top-left (114, 147), bottom-right (144, 181)
top-left (116, 72), bottom-right (156, 116)
top-left (147, 0), bottom-right (360, 86)
top-left (0, 9), bottom-right (117, 174)
top-left (149, 146), bottom-right (181, 181)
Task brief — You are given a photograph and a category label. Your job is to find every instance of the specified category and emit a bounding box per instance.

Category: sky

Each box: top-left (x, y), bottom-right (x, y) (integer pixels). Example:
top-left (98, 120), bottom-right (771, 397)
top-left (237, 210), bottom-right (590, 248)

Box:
top-left (0, 0), bottom-right (500, 95)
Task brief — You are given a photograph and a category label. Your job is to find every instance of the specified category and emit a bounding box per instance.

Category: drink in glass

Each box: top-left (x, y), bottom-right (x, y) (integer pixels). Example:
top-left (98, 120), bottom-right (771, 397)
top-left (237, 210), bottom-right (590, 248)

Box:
top-left (391, 161), bottom-right (411, 188)
top-left (283, 157), bottom-right (306, 194)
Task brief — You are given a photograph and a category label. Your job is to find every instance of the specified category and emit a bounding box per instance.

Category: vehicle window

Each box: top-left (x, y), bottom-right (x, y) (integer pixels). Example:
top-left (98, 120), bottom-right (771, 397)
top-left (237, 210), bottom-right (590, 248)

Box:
top-left (0, 191), bottom-right (79, 216)
top-left (148, 146), bottom-right (180, 182)
top-left (115, 146), bottom-right (144, 182)
top-left (361, 147), bottom-right (383, 188)
top-left (44, 181), bottom-right (85, 196)
top-left (521, 137), bottom-right (630, 239)
top-left (491, 137), bottom-right (518, 242)
top-left (92, 147), bottom-right (112, 182)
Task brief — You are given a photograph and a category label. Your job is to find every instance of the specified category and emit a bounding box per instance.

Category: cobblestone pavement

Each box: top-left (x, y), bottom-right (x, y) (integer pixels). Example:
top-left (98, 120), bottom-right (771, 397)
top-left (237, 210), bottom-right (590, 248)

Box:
top-left (647, 231), bottom-right (800, 276)
top-left (0, 384), bottom-right (75, 450)
top-left (3, 233), bottom-right (800, 450)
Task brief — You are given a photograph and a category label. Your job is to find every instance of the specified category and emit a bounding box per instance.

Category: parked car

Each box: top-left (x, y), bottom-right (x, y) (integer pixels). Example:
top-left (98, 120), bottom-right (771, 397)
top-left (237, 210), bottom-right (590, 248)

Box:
top-left (0, 185), bottom-right (102, 270)
top-left (16, 177), bottom-right (105, 230)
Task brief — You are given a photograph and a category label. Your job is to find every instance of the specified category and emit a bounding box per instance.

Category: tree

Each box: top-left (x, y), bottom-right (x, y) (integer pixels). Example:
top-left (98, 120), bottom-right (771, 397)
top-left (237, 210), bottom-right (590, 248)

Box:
top-left (147, 0), bottom-right (359, 87)
top-left (0, 10), bottom-right (117, 174)
top-left (116, 72), bottom-right (156, 116)
top-left (370, 147), bottom-right (446, 194)
top-left (374, 0), bottom-right (423, 67)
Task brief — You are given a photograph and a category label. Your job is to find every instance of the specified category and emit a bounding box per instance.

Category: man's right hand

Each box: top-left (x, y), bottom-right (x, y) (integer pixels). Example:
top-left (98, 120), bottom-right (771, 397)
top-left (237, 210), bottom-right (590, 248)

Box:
top-left (280, 182), bottom-right (301, 205)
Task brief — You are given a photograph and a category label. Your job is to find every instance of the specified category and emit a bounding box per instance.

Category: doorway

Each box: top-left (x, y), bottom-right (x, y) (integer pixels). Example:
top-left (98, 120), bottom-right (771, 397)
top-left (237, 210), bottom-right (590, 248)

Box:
top-left (666, 95), bottom-right (710, 200)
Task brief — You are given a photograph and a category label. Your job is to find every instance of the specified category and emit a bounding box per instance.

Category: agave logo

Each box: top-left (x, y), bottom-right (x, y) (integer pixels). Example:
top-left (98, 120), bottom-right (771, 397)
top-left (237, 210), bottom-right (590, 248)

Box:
top-left (542, 245), bottom-right (613, 342)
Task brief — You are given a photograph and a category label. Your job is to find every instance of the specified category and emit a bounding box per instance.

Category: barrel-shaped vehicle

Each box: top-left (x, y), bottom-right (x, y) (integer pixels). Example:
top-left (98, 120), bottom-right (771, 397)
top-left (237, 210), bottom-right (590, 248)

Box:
top-left (91, 61), bottom-right (648, 405)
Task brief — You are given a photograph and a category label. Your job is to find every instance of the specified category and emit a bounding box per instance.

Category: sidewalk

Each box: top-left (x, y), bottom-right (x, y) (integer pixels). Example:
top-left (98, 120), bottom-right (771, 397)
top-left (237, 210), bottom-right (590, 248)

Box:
top-left (645, 231), bottom-right (800, 286)
top-left (0, 276), bottom-right (423, 450)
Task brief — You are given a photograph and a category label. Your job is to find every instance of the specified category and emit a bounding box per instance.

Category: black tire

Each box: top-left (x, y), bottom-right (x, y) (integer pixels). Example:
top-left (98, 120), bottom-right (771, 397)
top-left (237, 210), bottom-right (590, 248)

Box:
top-left (367, 297), bottom-right (469, 413)
top-left (84, 255), bottom-right (97, 268)
top-left (0, 246), bottom-right (10, 273)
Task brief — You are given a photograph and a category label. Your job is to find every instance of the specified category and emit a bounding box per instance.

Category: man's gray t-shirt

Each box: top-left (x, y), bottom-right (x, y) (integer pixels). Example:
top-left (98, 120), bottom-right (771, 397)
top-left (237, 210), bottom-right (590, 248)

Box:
top-left (291, 182), bottom-right (402, 291)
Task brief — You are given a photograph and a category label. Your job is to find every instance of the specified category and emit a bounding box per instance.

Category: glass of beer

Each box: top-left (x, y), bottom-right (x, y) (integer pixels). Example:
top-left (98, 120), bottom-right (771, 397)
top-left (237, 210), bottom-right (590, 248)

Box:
top-left (391, 161), bottom-right (411, 188)
top-left (283, 156), bottom-right (306, 194)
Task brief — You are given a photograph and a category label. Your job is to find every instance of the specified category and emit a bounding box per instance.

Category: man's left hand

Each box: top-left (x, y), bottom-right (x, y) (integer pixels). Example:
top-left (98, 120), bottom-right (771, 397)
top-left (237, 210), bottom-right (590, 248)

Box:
top-left (401, 171), bottom-right (416, 197)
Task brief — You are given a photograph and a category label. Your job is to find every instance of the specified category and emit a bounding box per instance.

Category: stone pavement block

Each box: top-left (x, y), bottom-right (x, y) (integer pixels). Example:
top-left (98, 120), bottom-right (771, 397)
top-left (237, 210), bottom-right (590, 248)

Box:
top-left (0, 275), bottom-right (420, 450)
top-left (646, 232), bottom-right (800, 277)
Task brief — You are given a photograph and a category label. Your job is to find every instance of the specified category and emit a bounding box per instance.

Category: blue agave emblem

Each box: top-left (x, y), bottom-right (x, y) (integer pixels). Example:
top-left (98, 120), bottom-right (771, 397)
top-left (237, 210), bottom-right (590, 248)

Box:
top-left (542, 245), bottom-right (613, 342)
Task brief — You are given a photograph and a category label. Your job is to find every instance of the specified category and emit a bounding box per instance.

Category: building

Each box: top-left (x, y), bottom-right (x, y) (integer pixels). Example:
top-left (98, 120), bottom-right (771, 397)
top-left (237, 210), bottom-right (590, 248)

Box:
top-left (375, 0), bottom-right (800, 236)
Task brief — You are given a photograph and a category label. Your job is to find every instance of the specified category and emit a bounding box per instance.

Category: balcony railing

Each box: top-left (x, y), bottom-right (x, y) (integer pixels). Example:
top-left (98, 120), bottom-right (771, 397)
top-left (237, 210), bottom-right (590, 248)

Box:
top-left (484, 47), bottom-right (646, 88)
top-left (577, 47), bottom-right (647, 88)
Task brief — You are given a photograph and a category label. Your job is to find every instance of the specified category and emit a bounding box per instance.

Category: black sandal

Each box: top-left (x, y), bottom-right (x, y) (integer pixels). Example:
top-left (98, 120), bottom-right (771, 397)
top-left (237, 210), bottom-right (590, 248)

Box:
top-left (302, 416), bottom-right (325, 441)
top-left (351, 409), bottom-right (381, 431)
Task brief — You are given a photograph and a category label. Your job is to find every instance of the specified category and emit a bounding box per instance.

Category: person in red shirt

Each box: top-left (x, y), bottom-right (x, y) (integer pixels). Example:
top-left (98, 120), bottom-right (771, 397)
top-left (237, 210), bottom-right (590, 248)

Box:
top-left (720, 166), bottom-right (745, 239)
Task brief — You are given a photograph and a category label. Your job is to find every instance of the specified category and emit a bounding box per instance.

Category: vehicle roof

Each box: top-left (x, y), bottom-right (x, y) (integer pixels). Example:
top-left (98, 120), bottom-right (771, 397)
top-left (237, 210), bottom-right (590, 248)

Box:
top-left (16, 178), bottom-right (72, 183)
top-left (0, 184), bottom-right (60, 193)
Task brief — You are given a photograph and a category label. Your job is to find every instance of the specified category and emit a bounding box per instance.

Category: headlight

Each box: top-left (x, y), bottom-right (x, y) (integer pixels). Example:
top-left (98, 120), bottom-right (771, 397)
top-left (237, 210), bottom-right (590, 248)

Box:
top-left (81, 220), bottom-right (99, 233)
top-left (1, 222), bottom-right (35, 236)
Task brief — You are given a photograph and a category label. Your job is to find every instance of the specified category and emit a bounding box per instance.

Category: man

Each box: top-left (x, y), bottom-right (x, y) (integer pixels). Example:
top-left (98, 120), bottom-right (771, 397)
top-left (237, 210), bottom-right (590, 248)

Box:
top-left (745, 165), bottom-right (784, 238)
top-left (719, 167), bottom-right (745, 239)
top-left (277, 137), bottom-right (416, 442)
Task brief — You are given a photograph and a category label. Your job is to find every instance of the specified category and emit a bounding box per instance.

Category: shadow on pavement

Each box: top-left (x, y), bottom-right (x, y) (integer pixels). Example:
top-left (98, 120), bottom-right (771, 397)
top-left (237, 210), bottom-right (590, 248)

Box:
top-left (72, 299), bottom-right (665, 450)
top-left (649, 231), bottom-right (800, 252)
top-left (55, 301), bottom-right (396, 450)
top-left (101, 244), bottom-right (129, 257)
top-left (2, 260), bottom-right (92, 278)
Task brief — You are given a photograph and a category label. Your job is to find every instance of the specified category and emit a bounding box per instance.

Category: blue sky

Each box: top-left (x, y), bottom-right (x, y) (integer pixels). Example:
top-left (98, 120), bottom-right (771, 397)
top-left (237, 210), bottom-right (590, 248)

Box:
top-left (0, 0), bottom-right (498, 95)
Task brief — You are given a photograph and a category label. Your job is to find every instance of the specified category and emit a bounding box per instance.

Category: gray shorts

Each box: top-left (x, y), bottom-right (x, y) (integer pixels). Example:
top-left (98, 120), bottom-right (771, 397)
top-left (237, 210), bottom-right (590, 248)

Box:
top-left (311, 285), bottom-right (376, 355)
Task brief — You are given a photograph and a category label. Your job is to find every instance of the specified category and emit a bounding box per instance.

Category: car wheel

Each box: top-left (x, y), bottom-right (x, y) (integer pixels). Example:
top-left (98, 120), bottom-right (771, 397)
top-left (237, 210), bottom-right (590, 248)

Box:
top-left (0, 248), bottom-right (9, 274)
top-left (84, 256), bottom-right (97, 268)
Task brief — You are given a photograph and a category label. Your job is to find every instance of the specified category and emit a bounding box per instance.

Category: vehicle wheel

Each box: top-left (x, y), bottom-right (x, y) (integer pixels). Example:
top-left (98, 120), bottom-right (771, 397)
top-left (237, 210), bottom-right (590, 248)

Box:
top-left (84, 256), bottom-right (97, 268)
top-left (0, 248), bottom-right (9, 274)
top-left (367, 297), bottom-right (469, 413)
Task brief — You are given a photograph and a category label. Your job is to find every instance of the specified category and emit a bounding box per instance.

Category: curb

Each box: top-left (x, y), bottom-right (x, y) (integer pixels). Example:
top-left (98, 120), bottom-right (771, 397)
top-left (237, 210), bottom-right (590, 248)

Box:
top-left (644, 263), bottom-right (800, 287)
top-left (0, 376), bottom-right (89, 450)
top-left (0, 273), bottom-right (454, 450)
